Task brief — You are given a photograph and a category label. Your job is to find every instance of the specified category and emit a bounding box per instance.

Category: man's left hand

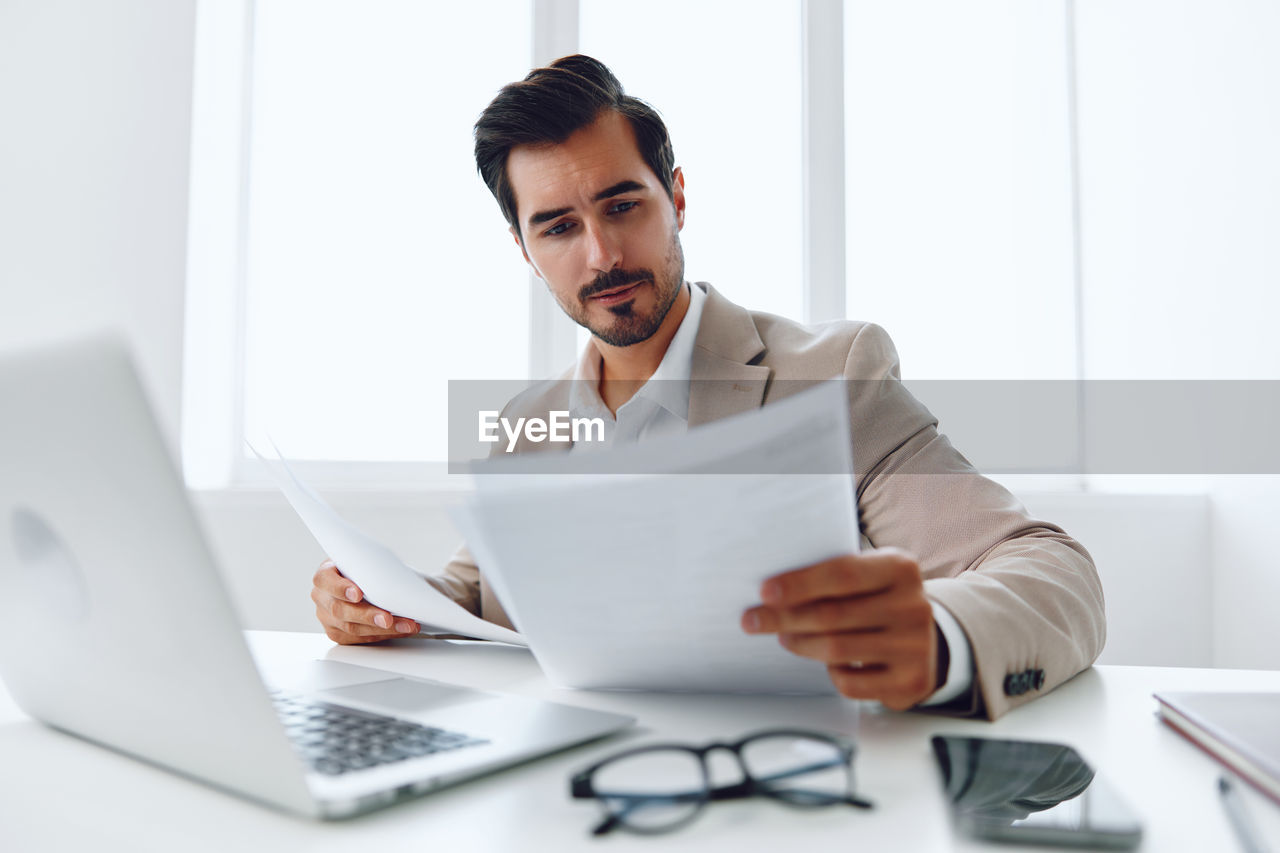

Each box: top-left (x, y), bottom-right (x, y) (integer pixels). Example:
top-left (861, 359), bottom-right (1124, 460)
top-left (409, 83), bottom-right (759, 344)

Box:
top-left (741, 548), bottom-right (940, 711)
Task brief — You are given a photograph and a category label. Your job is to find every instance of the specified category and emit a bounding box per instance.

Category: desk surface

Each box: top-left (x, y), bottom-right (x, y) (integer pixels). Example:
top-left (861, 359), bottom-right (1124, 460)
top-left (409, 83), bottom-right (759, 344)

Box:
top-left (2, 631), bottom-right (1278, 852)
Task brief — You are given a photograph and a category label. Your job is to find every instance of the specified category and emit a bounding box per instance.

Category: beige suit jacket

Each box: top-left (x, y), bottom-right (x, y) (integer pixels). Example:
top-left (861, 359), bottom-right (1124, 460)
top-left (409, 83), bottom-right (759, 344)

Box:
top-left (434, 282), bottom-right (1105, 720)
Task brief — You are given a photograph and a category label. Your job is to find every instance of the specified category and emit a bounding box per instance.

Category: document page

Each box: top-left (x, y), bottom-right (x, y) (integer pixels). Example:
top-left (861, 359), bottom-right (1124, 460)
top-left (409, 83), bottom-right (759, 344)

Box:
top-left (254, 446), bottom-right (525, 646)
top-left (453, 381), bottom-right (859, 693)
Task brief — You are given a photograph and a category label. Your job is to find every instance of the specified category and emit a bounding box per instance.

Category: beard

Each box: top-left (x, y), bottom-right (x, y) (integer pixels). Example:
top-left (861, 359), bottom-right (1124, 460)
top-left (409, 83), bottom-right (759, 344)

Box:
top-left (563, 227), bottom-right (686, 348)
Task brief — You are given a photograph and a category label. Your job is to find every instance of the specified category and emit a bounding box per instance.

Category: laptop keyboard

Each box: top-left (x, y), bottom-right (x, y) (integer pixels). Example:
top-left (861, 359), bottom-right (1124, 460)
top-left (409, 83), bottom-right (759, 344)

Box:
top-left (272, 690), bottom-right (488, 776)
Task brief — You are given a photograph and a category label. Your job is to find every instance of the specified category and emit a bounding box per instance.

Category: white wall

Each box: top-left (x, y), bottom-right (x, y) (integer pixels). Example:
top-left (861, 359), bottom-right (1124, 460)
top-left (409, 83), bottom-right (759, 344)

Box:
top-left (1209, 478), bottom-right (1280, 669)
top-left (0, 0), bottom-right (197, 451)
top-left (1022, 491), bottom-right (1213, 667)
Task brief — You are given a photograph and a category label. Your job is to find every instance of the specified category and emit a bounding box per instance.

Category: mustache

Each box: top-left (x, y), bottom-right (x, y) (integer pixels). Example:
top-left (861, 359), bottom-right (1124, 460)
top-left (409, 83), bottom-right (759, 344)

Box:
top-left (578, 267), bottom-right (653, 302)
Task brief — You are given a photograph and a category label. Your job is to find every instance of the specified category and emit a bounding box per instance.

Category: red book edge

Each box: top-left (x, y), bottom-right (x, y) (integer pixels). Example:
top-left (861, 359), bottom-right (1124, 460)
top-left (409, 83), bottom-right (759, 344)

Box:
top-left (1155, 697), bottom-right (1280, 809)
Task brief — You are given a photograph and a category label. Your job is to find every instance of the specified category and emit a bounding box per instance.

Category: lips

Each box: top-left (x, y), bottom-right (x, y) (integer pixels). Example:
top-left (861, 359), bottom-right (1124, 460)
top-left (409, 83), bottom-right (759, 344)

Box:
top-left (591, 280), bottom-right (647, 302)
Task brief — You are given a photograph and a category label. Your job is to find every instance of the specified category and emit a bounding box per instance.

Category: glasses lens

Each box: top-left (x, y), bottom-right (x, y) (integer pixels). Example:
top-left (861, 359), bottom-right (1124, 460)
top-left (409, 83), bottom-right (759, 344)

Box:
top-left (740, 734), bottom-right (852, 806)
top-left (591, 748), bottom-right (707, 831)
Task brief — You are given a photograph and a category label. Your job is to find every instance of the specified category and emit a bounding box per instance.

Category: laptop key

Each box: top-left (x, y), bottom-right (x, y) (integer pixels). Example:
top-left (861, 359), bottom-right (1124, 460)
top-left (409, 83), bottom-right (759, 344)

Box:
top-left (271, 691), bottom-right (487, 777)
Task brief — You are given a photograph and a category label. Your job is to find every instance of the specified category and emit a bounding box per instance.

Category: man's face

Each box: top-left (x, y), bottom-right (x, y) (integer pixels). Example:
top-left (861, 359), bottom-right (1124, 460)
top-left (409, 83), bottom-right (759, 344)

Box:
top-left (506, 110), bottom-right (687, 347)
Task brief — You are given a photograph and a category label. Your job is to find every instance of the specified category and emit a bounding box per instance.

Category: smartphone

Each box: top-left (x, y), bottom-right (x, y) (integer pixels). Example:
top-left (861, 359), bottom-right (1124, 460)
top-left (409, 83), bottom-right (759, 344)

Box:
top-left (931, 735), bottom-right (1143, 849)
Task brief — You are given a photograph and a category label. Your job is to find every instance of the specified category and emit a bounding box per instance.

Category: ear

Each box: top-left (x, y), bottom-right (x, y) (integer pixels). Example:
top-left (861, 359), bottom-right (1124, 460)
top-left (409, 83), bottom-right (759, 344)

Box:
top-left (510, 225), bottom-right (544, 280)
top-left (671, 167), bottom-right (687, 231)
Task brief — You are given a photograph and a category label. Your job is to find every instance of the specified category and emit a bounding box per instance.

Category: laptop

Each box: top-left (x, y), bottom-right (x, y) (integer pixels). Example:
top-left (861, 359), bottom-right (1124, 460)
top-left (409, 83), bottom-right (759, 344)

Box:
top-left (0, 334), bottom-right (633, 819)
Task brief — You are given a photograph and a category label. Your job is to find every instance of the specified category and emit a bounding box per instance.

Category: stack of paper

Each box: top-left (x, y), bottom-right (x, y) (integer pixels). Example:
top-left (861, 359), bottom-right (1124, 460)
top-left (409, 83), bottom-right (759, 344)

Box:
top-left (452, 381), bottom-right (860, 694)
top-left (256, 444), bottom-right (524, 646)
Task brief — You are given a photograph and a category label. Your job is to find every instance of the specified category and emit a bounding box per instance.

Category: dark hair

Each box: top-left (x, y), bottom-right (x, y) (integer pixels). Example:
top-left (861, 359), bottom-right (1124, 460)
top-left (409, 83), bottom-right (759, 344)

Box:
top-left (474, 55), bottom-right (676, 240)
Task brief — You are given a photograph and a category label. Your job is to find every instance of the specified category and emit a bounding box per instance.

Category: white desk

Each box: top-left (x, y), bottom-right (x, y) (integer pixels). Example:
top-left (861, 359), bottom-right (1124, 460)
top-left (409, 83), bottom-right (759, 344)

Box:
top-left (2, 631), bottom-right (1278, 852)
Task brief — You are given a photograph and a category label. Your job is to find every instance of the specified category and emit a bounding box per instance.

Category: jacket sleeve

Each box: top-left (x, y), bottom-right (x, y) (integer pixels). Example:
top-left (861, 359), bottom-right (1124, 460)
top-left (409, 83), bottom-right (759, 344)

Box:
top-left (427, 540), bottom-right (518, 631)
top-left (843, 323), bottom-right (1106, 720)
top-left (427, 542), bottom-right (483, 617)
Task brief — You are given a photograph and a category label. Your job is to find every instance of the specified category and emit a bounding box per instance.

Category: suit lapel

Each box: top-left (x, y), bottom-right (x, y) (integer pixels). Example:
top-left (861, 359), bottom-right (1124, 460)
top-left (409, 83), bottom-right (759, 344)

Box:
top-left (688, 284), bottom-right (771, 427)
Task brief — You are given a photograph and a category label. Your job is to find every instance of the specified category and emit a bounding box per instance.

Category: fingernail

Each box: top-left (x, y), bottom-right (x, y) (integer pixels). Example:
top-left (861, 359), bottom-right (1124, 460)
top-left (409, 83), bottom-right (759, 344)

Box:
top-left (375, 613), bottom-right (391, 629)
top-left (761, 580), bottom-right (782, 605)
top-left (345, 587), bottom-right (360, 602)
top-left (742, 611), bottom-right (762, 633)
top-left (395, 621), bottom-right (415, 634)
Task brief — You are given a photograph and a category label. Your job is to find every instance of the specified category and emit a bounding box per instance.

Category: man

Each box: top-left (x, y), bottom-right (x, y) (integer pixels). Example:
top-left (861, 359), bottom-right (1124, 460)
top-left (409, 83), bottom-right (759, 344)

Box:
top-left (311, 55), bottom-right (1104, 720)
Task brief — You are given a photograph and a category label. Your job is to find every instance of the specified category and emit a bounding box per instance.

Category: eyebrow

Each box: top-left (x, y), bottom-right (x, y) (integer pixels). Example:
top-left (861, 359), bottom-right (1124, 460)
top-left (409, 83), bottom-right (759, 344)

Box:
top-left (526, 180), bottom-right (648, 229)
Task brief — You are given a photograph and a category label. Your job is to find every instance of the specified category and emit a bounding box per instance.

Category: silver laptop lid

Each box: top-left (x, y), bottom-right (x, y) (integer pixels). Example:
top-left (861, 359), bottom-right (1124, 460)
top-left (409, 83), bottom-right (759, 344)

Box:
top-left (0, 335), bottom-right (318, 817)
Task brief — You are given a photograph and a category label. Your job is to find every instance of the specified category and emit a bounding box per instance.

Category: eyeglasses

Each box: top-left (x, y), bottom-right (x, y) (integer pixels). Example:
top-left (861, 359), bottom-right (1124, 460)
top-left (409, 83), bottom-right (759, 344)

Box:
top-left (569, 728), bottom-right (873, 836)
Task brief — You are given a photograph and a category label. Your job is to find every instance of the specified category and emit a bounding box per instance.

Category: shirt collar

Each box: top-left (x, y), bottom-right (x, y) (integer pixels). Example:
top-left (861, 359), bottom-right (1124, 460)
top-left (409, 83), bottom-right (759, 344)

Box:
top-left (569, 282), bottom-right (706, 422)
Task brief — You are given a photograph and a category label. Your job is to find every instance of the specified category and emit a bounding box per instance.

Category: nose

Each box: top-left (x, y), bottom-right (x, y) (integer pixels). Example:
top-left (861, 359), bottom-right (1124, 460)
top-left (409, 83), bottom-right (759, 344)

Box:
top-left (584, 221), bottom-right (622, 273)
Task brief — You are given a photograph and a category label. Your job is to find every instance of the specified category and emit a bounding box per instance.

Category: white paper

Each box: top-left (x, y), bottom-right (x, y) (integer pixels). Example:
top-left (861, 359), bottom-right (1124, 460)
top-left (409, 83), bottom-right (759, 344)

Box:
top-left (252, 444), bottom-right (525, 646)
top-left (453, 381), bottom-right (858, 693)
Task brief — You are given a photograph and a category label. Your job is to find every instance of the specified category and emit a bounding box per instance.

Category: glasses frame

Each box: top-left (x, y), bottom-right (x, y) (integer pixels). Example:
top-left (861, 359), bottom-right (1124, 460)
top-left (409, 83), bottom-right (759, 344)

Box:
top-left (569, 728), bottom-right (873, 836)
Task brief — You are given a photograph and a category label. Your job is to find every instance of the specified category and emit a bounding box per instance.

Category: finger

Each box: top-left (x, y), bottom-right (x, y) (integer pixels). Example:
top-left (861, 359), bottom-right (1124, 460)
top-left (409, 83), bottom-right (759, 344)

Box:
top-left (327, 598), bottom-right (418, 634)
top-left (309, 586), bottom-right (416, 635)
top-left (310, 582), bottom-right (368, 619)
top-left (336, 617), bottom-right (420, 638)
top-left (760, 548), bottom-right (920, 607)
top-left (316, 601), bottom-right (419, 640)
top-left (748, 590), bottom-right (933, 635)
top-left (777, 628), bottom-right (925, 665)
top-left (743, 596), bottom-right (885, 635)
top-left (313, 562), bottom-right (363, 603)
top-left (826, 663), bottom-right (934, 711)
top-left (321, 620), bottom-right (396, 646)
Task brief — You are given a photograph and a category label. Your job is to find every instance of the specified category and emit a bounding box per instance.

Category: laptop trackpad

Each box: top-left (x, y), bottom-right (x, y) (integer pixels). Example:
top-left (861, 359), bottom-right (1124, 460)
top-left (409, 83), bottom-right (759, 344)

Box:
top-left (323, 678), bottom-right (490, 713)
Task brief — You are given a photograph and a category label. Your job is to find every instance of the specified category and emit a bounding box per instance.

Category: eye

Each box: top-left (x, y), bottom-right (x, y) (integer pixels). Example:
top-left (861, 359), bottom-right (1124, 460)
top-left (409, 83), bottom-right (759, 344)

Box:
top-left (544, 220), bottom-right (574, 237)
top-left (608, 200), bottom-right (639, 215)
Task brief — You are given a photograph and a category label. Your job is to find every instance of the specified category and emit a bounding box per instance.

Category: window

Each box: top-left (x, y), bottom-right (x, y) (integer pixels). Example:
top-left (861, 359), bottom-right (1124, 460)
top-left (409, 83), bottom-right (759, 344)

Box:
top-left (184, 0), bottom-right (1097, 488)
top-left (186, 1), bottom-right (534, 484)
top-left (843, 0), bottom-right (1077, 380)
top-left (244, 0), bottom-right (532, 462)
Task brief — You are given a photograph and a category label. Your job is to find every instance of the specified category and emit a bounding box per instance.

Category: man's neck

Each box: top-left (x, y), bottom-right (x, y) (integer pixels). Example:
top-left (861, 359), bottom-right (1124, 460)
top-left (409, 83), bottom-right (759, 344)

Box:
top-left (595, 283), bottom-right (691, 415)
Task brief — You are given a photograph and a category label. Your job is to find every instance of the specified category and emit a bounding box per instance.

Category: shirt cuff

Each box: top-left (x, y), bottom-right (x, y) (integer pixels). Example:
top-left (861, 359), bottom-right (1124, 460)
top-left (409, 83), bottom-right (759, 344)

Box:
top-left (919, 601), bottom-right (974, 707)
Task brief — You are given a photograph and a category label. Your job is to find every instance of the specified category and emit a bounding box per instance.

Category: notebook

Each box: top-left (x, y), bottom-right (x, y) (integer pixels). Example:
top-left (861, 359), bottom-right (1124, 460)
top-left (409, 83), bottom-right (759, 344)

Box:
top-left (0, 334), bottom-right (633, 818)
top-left (1154, 691), bottom-right (1280, 806)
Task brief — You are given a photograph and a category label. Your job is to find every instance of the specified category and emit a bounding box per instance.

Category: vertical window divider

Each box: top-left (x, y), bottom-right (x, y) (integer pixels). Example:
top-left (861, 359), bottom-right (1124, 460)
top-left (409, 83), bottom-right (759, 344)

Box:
top-left (228, 0), bottom-right (259, 485)
top-left (181, 0), bottom-right (256, 489)
top-left (1064, 0), bottom-right (1090, 487)
top-left (802, 0), bottom-right (847, 323)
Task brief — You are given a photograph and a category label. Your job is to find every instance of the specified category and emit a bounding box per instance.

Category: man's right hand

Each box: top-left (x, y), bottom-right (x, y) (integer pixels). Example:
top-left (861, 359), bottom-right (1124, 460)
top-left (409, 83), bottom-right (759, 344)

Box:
top-left (311, 560), bottom-right (420, 644)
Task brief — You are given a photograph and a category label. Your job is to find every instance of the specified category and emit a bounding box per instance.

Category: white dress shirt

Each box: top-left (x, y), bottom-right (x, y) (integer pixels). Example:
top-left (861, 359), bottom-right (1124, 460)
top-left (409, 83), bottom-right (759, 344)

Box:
top-left (565, 282), bottom-right (973, 708)
top-left (567, 281), bottom-right (706, 443)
